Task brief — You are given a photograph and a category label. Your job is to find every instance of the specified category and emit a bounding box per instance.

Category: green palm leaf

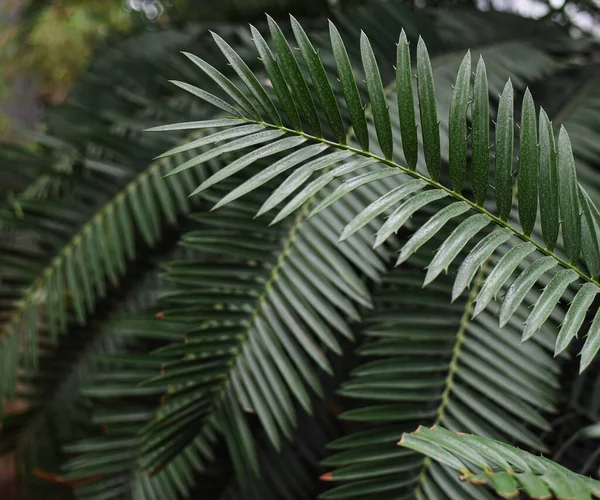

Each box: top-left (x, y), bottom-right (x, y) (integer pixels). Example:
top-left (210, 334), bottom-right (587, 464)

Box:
top-left (0, 25), bottom-right (270, 406)
top-left (139, 172), bottom-right (390, 480)
top-left (156, 14), bottom-right (600, 371)
top-left (399, 426), bottom-right (600, 499)
top-left (318, 223), bottom-right (560, 499)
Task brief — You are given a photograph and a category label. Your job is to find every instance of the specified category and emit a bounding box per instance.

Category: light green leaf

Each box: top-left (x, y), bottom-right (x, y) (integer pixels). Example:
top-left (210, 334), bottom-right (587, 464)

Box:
top-left (424, 214), bottom-right (490, 285)
top-left (452, 228), bottom-right (512, 301)
top-left (145, 118), bottom-right (244, 132)
top-left (342, 179), bottom-right (426, 241)
top-left (523, 269), bottom-right (578, 341)
top-left (398, 202), bottom-right (470, 266)
top-left (374, 190), bottom-right (448, 247)
top-left (181, 52), bottom-right (260, 120)
top-left (311, 168), bottom-right (401, 217)
top-left (555, 282), bottom-right (598, 356)
top-left (195, 136), bottom-right (306, 199)
top-left (499, 256), bottom-right (556, 327)
top-left (212, 31), bottom-right (281, 125)
top-left (580, 307), bottom-right (600, 373)
top-left (166, 130), bottom-right (285, 177)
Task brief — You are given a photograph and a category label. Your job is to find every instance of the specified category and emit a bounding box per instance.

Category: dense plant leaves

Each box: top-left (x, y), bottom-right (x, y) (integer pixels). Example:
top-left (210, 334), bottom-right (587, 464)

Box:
top-left (0, 133), bottom-right (205, 407)
top-left (158, 13), bottom-right (600, 369)
top-left (4, 3), bottom-right (600, 499)
top-left (0, 24), bottom-right (273, 407)
top-left (137, 170), bottom-right (390, 480)
top-left (318, 231), bottom-right (559, 499)
top-left (63, 318), bottom-right (215, 500)
top-left (399, 426), bottom-right (600, 499)
top-left (221, 405), bottom-right (336, 500)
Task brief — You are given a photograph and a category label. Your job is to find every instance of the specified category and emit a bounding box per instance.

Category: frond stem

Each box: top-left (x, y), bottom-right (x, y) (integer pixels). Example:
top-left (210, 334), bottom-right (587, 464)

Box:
top-left (413, 263), bottom-right (488, 497)
top-left (236, 119), bottom-right (599, 289)
top-left (0, 146), bottom-right (191, 357)
top-left (201, 116), bottom-right (365, 428)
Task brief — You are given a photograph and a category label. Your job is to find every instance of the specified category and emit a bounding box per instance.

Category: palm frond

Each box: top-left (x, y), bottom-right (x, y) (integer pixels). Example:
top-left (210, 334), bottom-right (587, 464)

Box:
top-left (61, 315), bottom-right (216, 500)
top-left (0, 23), bottom-right (272, 405)
top-left (399, 426), bottom-right (600, 500)
top-left (221, 403), bottom-right (337, 500)
top-left (139, 171), bottom-right (390, 480)
top-left (27, 244), bottom-right (217, 500)
top-left (0, 246), bottom-right (187, 494)
top-left (156, 13), bottom-right (600, 372)
top-left (318, 223), bottom-right (560, 499)
top-left (0, 134), bottom-right (203, 407)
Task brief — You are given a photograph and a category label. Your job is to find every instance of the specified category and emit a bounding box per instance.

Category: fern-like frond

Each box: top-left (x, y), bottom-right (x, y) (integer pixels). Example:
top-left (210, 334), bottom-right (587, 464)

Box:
top-left (61, 315), bottom-right (216, 500)
top-left (139, 173), bottom-right (390, 480)
top-left (156, 14), bottom-right (600, 371)
top-left (0, 23), bottom-right (275, 406)
top-left (318, 227), bottom-right (560, 499)
top-left (0, 138), bottom-right (205, 407)
top-left (399, 426), bottom-right (600, 499)
top-left (39, 248), bottom-right (220, 500)
top-left (0, 246), bottom-right (188, 494)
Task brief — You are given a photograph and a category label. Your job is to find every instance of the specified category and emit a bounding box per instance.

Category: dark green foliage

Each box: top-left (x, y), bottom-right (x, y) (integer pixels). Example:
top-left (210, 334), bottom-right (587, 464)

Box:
top-left (4, 3), bottom-right (600, 500)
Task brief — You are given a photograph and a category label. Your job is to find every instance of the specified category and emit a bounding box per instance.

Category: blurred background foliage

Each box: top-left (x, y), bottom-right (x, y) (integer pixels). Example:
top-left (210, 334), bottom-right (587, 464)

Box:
top-left (0, 0), bottom-right (343, 136)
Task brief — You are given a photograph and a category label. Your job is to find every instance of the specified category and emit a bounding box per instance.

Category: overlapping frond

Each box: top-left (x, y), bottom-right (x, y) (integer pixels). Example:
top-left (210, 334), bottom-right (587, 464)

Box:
top-left (0, 24), bottom-right (274, 405)
top-left (0, 137), bottom-right (204, 407)
top-left (61, 315), bottom-right (216, 500)
top-left (139, 173), bottom-right (390, 480)
top-left (17, 245), bottom-right (219, 500)
top-left (0, 250), bottom-right (183, 493)
top-left (400, 426), bottom-right (600, 500)
top-left (156, 14), bottom-right (600, 372)
top-left (318, 226), bottom-right (560, 499)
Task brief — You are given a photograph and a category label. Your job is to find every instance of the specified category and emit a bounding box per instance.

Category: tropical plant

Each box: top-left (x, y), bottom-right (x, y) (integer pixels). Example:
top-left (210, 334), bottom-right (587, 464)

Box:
top-left (3, 1), bottom-right (600, 499)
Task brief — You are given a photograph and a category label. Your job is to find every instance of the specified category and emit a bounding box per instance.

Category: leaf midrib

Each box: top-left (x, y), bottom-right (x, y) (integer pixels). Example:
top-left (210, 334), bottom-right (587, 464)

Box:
top-left (412, 262), bottom-right (489, 496)
top-left (233, 118), bottom-right (599, 289)
top-left (0, 153), bottom-right (187, 354)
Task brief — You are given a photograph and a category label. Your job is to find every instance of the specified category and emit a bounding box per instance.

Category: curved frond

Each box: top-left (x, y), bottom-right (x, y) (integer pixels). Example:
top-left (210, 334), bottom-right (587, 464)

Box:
top-left (140, 172), bottom-right (390, 479)
top-left (156, 13), bottom-right (600, 369)
top-left (61, 315), bottom-right (215, 500)
top-left (44, 248), bottom-right (221, 500)
top-left (399, 426), bottom-right (600, 500)
top-left (0, 24), bottom-right (273, 404)
top-left (0, 134), bottom-right (206, 406)
top-left (318, 225), bottom-right (560, 499)
top-left (0, 247), bottom-right (190, 493)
